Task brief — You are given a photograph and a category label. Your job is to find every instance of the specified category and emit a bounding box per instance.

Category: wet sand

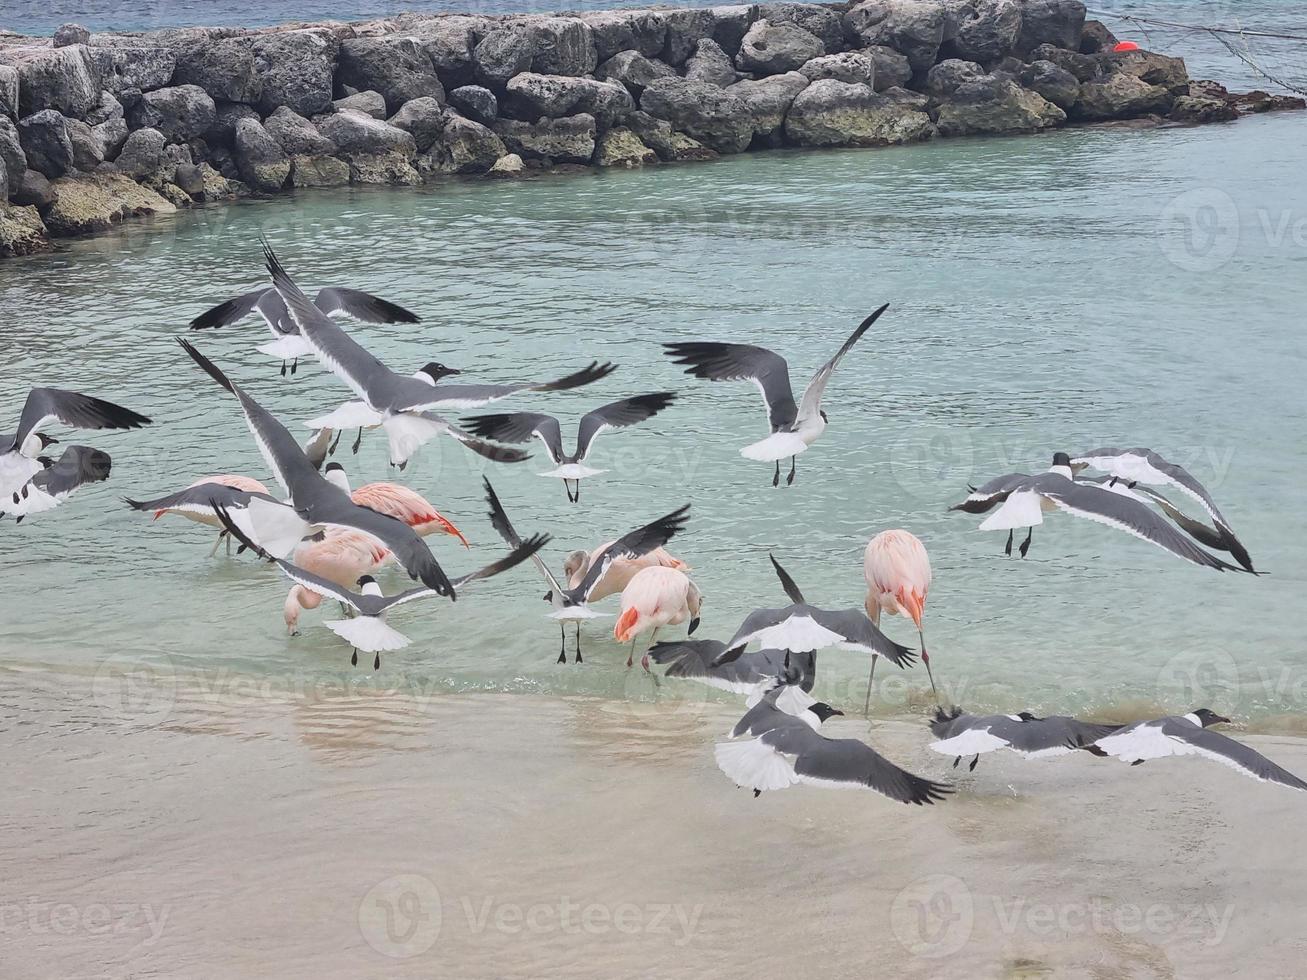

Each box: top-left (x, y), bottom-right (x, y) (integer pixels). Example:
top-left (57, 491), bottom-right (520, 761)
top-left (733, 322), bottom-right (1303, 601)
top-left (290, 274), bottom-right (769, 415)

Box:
top-left (3, 662), bottom-right (1306, 979)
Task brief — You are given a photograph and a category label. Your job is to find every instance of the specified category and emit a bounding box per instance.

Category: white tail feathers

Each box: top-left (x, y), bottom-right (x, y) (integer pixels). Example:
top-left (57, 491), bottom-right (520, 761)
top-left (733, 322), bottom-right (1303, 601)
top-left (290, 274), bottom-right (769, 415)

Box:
top-left (238, 497), bottom-right (312, 559)
top-left (306, 400), bottom-right (384, 432)
top-left (714, 738), bottom-right (800, 793)
top-left (0, 452), bottom-right (43, 498)
top-left (539, 463), bottom-right (606, 480)
top-left (753, 614), bottom-right (844, 653)
top-left (740, 432), bottom-right (808, 462)
top-left (256, 334), bottom-right (314, 360)
top-left (325, 615), bottom-right (412, 653)
top-left (382, 414), bottom-right (449, 467)
top-left (4, 485), bottom-right (59, 518)
top-left (978, 490), bottom-right (1047, 532)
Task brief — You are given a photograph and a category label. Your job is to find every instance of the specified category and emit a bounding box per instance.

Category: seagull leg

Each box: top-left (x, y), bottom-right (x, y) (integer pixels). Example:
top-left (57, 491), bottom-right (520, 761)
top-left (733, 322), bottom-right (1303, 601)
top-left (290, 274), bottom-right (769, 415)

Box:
top-left (291, 358), bottom-right (299, 375)
top-left (373, 652), bottom-right (380, 671)
top-left (1018, 528), bottom-right (1033, 558)
top-left (328, 429), bottom-right (343, 456)
top-left (1004, 529), bottom-right (1014, 556)
top-left (786, 456), bottom-right (796, 486)
top-left (863, 653), bottom-right (879, 715)
top-left (351, 427), bottom-right (363, 454)
top-left (969, 754), bottom-right (979, 772)
top-left (350, 648), bottom-right (358, 667)
top-left (280, 360), bottom-right (288, 377)
top-left (772, 461), bottom-right (780, 487)
top-left (952, 756), bottom-right (961, 768)
top-left (558, 623), bottom-right (567, 664)
top-left (574, 622), bottom-right (583, 664)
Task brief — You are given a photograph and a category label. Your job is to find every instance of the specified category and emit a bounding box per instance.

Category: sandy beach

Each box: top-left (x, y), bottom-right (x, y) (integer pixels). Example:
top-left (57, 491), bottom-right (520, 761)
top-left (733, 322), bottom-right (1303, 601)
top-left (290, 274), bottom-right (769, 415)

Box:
top-left (3, 661), bottom-right (1305, 979)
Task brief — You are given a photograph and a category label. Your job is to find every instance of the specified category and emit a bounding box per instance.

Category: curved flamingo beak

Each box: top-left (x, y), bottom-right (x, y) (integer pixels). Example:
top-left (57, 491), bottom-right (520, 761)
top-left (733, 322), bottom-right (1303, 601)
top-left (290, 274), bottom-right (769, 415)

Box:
top-left (898, 589), bottom-right (926, 630)
top-left (434, 512), bottom-right (469, 548)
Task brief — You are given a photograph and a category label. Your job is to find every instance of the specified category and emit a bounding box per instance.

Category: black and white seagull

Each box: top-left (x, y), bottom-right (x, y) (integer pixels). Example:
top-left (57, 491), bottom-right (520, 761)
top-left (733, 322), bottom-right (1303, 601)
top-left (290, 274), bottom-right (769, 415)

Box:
top-left (190, 283), bottom-right (420, 376)
top-left (715, 673), bottom-right (951, 803)
top-left (928, 706), bottom-right (1121, 772)
top-left (663, 304), bottom-right (888, 486)
top-left (177, 338), bottom-right (455, 597)
top-left (950, 453), bottom-right (1249, 572)
top-left (1, 446), bottom-right (113, 523)
top-left (255, 245), bottom-right (614, 468)
top-left (1, 388), bottom-right (150, 499)
top-left (125, 479), bottom-right (283, 556)
top-left (482, 477), bottom-right (690, 663)
top-left (461, 392), bottom-right (677, 502)
top-left (1082, 708), bottom-right (1307, 793)
top-left (648, 638), bottom-right (817, 695)
top-left (1071, 447), bottom-right (1255, 572)
top-left (214, 502), bottom-right (547, 669)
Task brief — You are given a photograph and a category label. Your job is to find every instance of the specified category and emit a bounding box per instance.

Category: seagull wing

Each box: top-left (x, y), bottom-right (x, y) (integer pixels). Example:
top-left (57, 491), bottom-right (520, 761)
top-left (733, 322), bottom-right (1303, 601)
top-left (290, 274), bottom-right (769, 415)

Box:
top-left (573, 504), bottom-right (691, 602)
top-left (125, 482), bottom-right (274, 517)
top-left (391, 362), bottom-right (617, 413)
top-left (1161, 721), bottom-right (1307, 792)
top-left (663, 341), bottom-right (796, 431)
top-left (31, 445), bottom-right (111, 497)
top-left (313, 287), bottom-right (420, 324)
top-left (712, 607), bottom-right (795, 665)
top-left (767, 552), bottom-right (806, 605)
top-left (649, 639), bottom-right (802, 694)
top-left (9, 388), bottom-right (151, 454)
top-left (482, 477), bottom-right (565, 598)
top-left (189, 288), bottom-right (270, 330)
top-left (574, 392), bottom-right (677, 461)
top-left (309, 494), bottom-right (454, 597)
top-left (808, 607), bottom-right (916, 668)
top-left (796, 304), bottom-right (888, 424)
top-left (949, 472), bottom-right (1033, 513)
top-left (459, 413), bottom-right (565, 464)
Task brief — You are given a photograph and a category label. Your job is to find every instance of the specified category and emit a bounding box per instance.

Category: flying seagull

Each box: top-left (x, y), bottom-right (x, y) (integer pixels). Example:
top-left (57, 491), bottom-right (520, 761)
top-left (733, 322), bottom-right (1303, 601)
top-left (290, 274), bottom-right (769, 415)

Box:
top-left (176, 338), bottom-right (455, 597)
top-left (928, 706), bottom-right (1121, 772)
top-left (256, 244), bottom-right (614, 468)
top-left (190, 284), bottom-right (420, 376)
top-left (215, 503), bottom-right (547, 669)
top-left (2, 388), bottom-right (150, 499)
top-left (663, 304), bottom-right (888, 486)
top-left (647, 638), bottom-right (816, 695)
top-left (950, 453), bottom-right (1249, 572)
top-left (482, 477), bottom-right (690, 663)
top-left (126, 476), bottom-right (280, 556)
top-left (715, 676), bottom-right (952, 803)
top-left (461, 392), bottom-right (677, 502)
top-left (1071, 448), bottom-right (1254, 572)
top-left (1082, 708), bottom-right (1307, 793)
top-left (1, 446), bottom-right (112, 523)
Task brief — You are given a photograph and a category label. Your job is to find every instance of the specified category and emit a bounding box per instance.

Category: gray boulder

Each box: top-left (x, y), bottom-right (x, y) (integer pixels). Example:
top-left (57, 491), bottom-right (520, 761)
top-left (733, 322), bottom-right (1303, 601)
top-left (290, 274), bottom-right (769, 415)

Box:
top-left (12, 169), bottom-right (53, 208)
top-left (173, 37), bottom-right (262, 104)
top-left (640, 77), bottom-right (753, 154)
top-left (488, 152), bottom-right (525, 176)
top-left (415, 16), bottom-right (486, 79)
top-left (596, 127), bottom-right (657, 166)
top-left (844, 1), bottom-right (947, 72)
top-left (6, 45), bottom-right (101, 118)
top-left (783, 79), bottom-right (936, 146)
top-left (251, 30), bottom-right (338, 116)
top-left (472, 28), bottom-right (538, 86)
top-left (729, 71), bottom-right (808, 145)
top-left (206, 101), bottom-right (259, 146)
top-left (0, 155), bottom-right (7, 204)
top-left (579, 10), bottom-right (668, 61)
top-left (949, 0), bottom-right (1022, 63)
top-left (173, 162), bottom-right (205, 196)
top-left (92, 114), bottom-right (129, 159)
top-left (18, 110), bottom-right (74, 178)
top-left (65, 118), bottom-right (104, 170)
top-left (388, 97), bottom-right (446, 153)
top-left (130, 85), bottom-right (217, 142)
top-left (1169, 94), bottom-right (1236, 124)
top-left (419, 112), bottom-right (506, 174)
top-left (626, 110), bottom-right (718, 161)
top-left (0, 66), bottom-right (18, 120)
top-left (347, 153), bottom-right (422, 186)
top-left (530, 17), bottom-right (599, 76)
top-left (333, 91), bottom-right (388, 119)
top-left (1103, 48), bottom-right (1189, 94)
top-left (709, 5), bottom-right (761, 53)
top-left (504, 73), bottom-right (634, 129)
top-left (660, 8), bottom-right (718, 66)
top-left (53, 24), bottom-right (92, 47)
top-left (1079, 19), bottom-right (1117, 54)
top-left (492, 113), bottom-right (597, 163)
top-left (113, 127), bottom-right (165, 177)
top-left (937, 74), bottom-right (1065, 134)
top-left (1072, 71), bottom-right (1171, 119)
top-left (264, 106), bottom-right (336, 156)
top-left (925, 58), bottom-right (985, 99)
top-left (0, 116), bottom-right (26, 182)
top-left (596, 50), bottom-right (675, 96)
top-left (1015, 0), bottom-right (1086, 56)
top-left (448, 85), bottom-right (498, 123)
top-left (338, 36), bottom-right (444, 115)
top-left (233, 116), bottom-right (290, 191)
top-left (737, 20), bottom-right (825, 76)
top-left (865, 45), bottom-right (912, 91)
top-left (1027, 43), bottom-right (1099, 82)
top-left (801, 52), bottom-right (874, 85)
top-left (314, 111), bottom-right (418, 159)
top-left (684, 39), bottom-right (738, 88)
top-left (758, 4), bottom-right (845, 53)
top-left (84, 91), bottom-right (123, 126)
top-left (1020, 59), bottom-right (1079, 109)
top-left (289, 155), bottom-right (350, 188)
top-left (86, 45), bottom-right (176, 97)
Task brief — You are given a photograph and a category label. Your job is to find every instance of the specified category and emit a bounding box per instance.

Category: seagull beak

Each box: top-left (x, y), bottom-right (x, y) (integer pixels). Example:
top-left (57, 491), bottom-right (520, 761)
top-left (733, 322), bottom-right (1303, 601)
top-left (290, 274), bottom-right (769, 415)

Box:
top-left (446, 367), bottom-right (462, 376)
top-left (831, 708), bottom-right (845, 716)
top-left (1213, 714), bottom-right (1232, 725)
top-left (688, 616), bottom-right (700, 635)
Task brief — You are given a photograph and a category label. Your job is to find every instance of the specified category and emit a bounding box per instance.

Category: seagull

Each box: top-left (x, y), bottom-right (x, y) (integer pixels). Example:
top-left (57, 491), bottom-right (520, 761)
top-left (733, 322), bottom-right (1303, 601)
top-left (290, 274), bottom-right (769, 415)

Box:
top-left (177, 338), bottom-right (455, 596)
top-left (928, 706), bottom-right (1121, 772)
top-left (949, 453), bottom-right (1249, 572)
top-left (126, 475), bottom-right (280, 556)
top-left (482, 477), bottom-right (690, 663)
top-left (2, 388), bottom-right (150, 499)
top-left (647, 638), bottom-right (816, 695)
top-left (1, 446), bottom-right (112, 523)
top-left (1082, 708), bottom-right (1307, 793)
top-left (663, 304), bottom-right (888, 486)
top-left (561, 542), bottom-right (687, 604)
top-left (708, 554), bottom-right (916, 705)
top-left (305, 416), bottom-right (530, 465)
top-left (190, 283), bottom-right (420, 376)
top-left (320, 462), bottom-right (468, 547)
top-left (256, 244), bottom-right (614, 468)
top-left (461, 392), bottom-right (677, 502)
top-left (715, 675), bottom-right (952, 803)
top-left (215, 503), bottom-right (547, 669)
top-left (1071, 448), bottom-right (1255, 572)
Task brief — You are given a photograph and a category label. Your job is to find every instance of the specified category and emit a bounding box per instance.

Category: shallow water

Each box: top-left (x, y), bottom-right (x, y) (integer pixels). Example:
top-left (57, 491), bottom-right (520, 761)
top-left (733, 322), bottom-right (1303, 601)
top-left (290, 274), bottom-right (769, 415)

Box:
top-left (2, 111), bottom-right (1306, 725)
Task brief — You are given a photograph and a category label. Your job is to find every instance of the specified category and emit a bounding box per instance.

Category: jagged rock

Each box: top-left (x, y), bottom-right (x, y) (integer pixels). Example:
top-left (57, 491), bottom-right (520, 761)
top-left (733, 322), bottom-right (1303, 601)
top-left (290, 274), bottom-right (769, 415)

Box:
top-left (12, 170), bottom-right (54, 208)
top-left (173, 162), bottom-right (205, 195)
top-left (881, 85), bottom-right (930, 110)
top-left (348, 152), bottom-right (422, 184)
top-left (173, 37), bottom-right (262, 104)
top-left (488, 152), bottom-right (525, 176)
top-left (194, 161), bottom-right (233, 200)
top-left (420, 112), bottom-right (505, 174)
top-left (948, 0), bottom-right (1022, 62)
top-left (113, 127), bottom-right (165, 177)
top-left (472, 28), bottom-right (538, 86)
top-left (1073, 71), bottom-right (1171, 119)
top-left (0, 155), bottom-right (6, 202)
top-left (661, 8), bottom-right (718, 66)
top-left (685, 39), bottom-right (738, 88)
top-left (937, 74), bottom-right (1065, 133)
top-left (0, 66), bottom-right (18, 120)
top-left (1028, 43), bottom-right (1099, 82)
top-left (206, 102), bottom-right (259, 147)
top-left (1079, 19), bottom-right (1116, 54)
top-left (85, 44), bottom-right (175, 97)
top-left (596, 127), bottom-right (657, 166)
top-left (413, 16), bottom-right (484, 80)
top-left (0, 116), bottom-right (26, 182)
top-left (1015, 0), bottom-right (1085, 56)
top-left (0, 202), bottom-right (51, 256)
top-left (730, 72), bottom-right (808, 145)
top-left (1020, 59), bottom-right (1079, 109)
top-left (758, 4), bottom-right (845, 53)
top-left (737, 20), bottom-right (825, 76)
top-left (84, 91), bottom-right (123, 127)
top-left (42, 171), bottom-right (175, 236)
top-left (640, 77), bottom-right (753, 154)
top-left (18, 110), bottom-right (74, 178)
top-left (150, 181), bottom-right (191, 207)
top-left (579, 10), bottom-right (668, 60)
top-left (338, 36), bottom-right (444, 115)
top-left (448, 85), bottom-right (498, 123)
top-left (289, 154), bottom-right (351, 187)
top-left (4, 45), bottom-right (101, 118)
top-left (784, 78), bottom-right (936, 146)
top-left (251, 30), bottom-right (338, 116)
top-left (333, 91), bottom-right (388, 120)
top-left (1169, 95), bottom-right (1237, 124)
top-left (65, 118), bottom-right (104, 170)
top-left (865, 45), bottom-right (912, 91)
top-left (532, 17), bottom-right (599, 76)
top-left (314, 110), bottom-right (417, 159)
top-left (844, 1), bottom-right (947, 72)
top-left (264, 106), bottom-right (335, 156)
top-left (493, 113), bottom-right (597, 163)
top-left (710, 5), bottom-right (761, 53)
top-left (1103, 48), bottom-right (1188, 94)
top-left (925, 59), bottom-right (984, 99)
top-left (596, 50), bottom-right (675, 96)
top-left (1231, 90), bottom-right (1307, 114)
top-left (130, 85), bottom-right (217, 142)
top-left (801, 52), bottom-right (874, 85)
top-left (504, 73), bottom-right (634, 128)
top-left (388, 97), bottom-right (446, 153)
top-left (53, 24), bottom-right (92, 47)
top-left (624, 109), bottom-right (718, 160)
top-left (233, 116), bottom-right (290, 191)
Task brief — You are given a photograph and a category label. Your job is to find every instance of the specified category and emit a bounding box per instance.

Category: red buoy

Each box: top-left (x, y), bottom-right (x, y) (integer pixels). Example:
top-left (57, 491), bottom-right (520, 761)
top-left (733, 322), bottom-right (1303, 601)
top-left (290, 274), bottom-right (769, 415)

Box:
top-left (1113, 40), bottom-right (1141, 52)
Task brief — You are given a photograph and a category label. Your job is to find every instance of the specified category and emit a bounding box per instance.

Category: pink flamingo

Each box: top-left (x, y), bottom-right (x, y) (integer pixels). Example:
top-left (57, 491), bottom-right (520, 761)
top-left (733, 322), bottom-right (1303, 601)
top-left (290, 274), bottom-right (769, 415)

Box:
top-left (613, 566), bottom-right (703, 670)
top-left (562, 543), bottom-right (688, 603)
top-left (323, 462), bottom-right (468, 546)
top-left (863, 529), bottom-right (937, 709)
top-left (135, 474), bottom-right (270, 555)
top-left (283, 530), bottom-right (389, 635)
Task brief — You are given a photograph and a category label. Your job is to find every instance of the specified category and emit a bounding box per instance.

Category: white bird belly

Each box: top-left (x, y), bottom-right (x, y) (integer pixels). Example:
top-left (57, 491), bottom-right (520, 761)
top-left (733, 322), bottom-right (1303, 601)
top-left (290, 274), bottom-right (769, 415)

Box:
top-left (740, 431), bottom-right (809, 462)
top-left (978, 490), bottom-right (1047, 531)
top-left (547, 606), bottom-right (609, 621)
top-left (257, 335), bottom-right (315, 360)
top-left (539, 464), bottom-right (606, 480)
top-left (306, 401), bottom-right (384, 431)
top-left (325, 615), bottom-right (412, 653)
top-left (0, 452), bottom-right (42, 498)
top-left (754, 614), bottom-right (844, 652)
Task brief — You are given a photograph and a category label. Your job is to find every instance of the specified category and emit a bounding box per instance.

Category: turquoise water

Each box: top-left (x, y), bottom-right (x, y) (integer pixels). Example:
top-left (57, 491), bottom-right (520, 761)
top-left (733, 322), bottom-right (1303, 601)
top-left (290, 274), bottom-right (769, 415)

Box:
top-left (2, 112), bottom-right (1306, 721)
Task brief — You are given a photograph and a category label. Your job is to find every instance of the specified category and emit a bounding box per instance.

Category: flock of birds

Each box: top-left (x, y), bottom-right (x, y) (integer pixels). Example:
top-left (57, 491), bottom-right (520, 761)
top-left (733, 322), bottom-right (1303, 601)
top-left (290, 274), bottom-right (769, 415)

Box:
top-left (4, 242), bottom-right (1304, 806)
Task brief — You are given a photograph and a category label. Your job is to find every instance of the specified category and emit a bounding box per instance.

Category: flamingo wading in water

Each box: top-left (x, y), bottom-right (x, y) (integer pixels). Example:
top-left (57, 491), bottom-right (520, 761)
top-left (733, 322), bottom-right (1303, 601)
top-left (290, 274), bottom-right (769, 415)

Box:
top-left (864, 530), bottom-right (937, 709)
top-left (614, 565), bottom-right (703, 671)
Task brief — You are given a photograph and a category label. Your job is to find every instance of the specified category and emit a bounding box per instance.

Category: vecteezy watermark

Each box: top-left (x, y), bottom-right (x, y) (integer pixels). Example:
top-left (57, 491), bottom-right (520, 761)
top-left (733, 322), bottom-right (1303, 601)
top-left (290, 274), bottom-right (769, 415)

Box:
top-left (358, 874), bottom-right (443, 959)
top-left (1156, 649), bottom-right (1242, 716)
top-left (459, 897), bottom-right (704, 946)
top-left (890, 874), bottom-right (974, 958)
top-left (91, 653), bottom-right (177, 731)
top-left (1157, 186), bottom-right (1307, 274)
top-left (0, 898), bottom-right (169, 948)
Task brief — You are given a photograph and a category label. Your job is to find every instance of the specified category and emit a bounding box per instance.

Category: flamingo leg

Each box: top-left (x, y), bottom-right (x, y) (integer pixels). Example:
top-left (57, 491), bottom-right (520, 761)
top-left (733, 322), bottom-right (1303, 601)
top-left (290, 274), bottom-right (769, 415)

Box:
top-left (558, 623), bottom-right (567, 664)
top-left (771, 461), bottom-right (780, 487)
top-left (574, 622), bottom-right (583, 664)
top-left (1018, 528), bottom-right (1033, 558)
top-left (626, 640), bottom-right (636, 669)
top-left (351, 427), bottom-right (363, 454)
top-left (209, 530), bottom-right (226, 558)
top-left (863, 653), bottom-right (879, 716)
top-left (786, 456), bottom-right (796, 486)
top-left (641, 628), bottom-right (658, 672)
top-left (920, 629), bottom-right (940, 705)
